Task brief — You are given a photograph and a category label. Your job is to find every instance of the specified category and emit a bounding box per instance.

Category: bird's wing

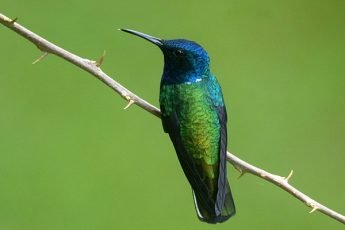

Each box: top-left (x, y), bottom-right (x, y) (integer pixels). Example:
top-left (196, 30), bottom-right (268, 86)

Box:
top-left (161, 109), bottom-right (217, 214)
top-left (214, 105), bottom-right (227, 215)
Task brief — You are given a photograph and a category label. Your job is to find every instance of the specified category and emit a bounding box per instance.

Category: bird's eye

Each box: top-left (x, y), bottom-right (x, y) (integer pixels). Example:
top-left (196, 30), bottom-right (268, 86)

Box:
top-left (173, 49), bottom-right (184, 57)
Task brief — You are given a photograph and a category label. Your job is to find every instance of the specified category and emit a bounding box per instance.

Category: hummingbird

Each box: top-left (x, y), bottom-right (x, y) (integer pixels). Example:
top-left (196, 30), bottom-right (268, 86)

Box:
top-left (121, 29), bottom-right (235, 223)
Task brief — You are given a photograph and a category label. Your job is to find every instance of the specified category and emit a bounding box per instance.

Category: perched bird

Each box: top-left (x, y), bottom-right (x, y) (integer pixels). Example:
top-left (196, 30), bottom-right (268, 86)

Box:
top-left (121, 29), bottom-right (235, 223)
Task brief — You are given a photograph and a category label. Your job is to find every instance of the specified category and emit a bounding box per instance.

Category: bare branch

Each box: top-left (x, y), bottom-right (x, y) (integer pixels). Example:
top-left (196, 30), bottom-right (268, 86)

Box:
top-left (1, 12), bottom-right (344, 225)
top-left (226, 153), bottom-right (345, 223)
top-left (0, 13), bottom-right (160, 118)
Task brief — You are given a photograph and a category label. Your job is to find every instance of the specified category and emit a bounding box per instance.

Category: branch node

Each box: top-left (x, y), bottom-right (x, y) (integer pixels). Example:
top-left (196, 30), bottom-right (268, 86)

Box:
top-left (260, 173), bottom-right (267, 178)
top-left (96, 50), bottom-right (106, 67)
top-left (32, 52), bottom-right (48, 64)
top-left (124, 99), bottom-right (135, 110)
top-left (284, 169), bottom-right (294, 182)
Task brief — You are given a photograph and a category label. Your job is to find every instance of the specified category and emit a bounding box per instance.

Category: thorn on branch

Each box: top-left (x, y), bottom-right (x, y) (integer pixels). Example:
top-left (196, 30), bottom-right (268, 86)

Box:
top-left (124, 99), bottom-right (135, 110)
top-left (307, 201), bottom-right (318, 213)
top-left (32, 52), bottom-right (48, 64)
top-left (0, 14), bottom-right (18, 25)
top-left (233, 164), bottom-right (246, 179)
top-left (238, 171), bottom-right (246, 179)
top-left (10, 17), bottom-right (18, 24)
top-left (123, 95), bottom-right (135, 110)
top-left (284, 170), bottom-right (294, 182)
top-left (96, 50), bottom-right (106, 67)
top-left (310, 206), bottom-right (318, 213)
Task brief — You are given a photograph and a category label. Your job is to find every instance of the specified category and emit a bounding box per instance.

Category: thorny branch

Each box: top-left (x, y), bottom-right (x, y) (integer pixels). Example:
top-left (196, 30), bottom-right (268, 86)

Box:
top-left (0, 13), bottom-right (344, 225)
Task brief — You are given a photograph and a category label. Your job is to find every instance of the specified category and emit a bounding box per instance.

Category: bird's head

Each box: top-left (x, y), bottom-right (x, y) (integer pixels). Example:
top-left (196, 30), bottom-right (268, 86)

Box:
top-left (121, 29), bottom-right (210, 84)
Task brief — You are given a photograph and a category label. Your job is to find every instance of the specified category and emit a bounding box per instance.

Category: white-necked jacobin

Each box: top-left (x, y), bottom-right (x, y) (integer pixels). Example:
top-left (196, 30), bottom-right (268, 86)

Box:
top-left (121, 29), bottom-right (235, 223)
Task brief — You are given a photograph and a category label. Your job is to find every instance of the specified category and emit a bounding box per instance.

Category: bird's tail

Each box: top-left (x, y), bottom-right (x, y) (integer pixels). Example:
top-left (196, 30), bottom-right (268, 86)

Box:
top-left (192, 181), bottom-right (235, 224)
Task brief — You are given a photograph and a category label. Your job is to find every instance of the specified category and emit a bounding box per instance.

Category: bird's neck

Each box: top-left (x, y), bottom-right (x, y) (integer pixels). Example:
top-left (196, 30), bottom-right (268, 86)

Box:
top-left (161, 66), bottom-right (211, 85)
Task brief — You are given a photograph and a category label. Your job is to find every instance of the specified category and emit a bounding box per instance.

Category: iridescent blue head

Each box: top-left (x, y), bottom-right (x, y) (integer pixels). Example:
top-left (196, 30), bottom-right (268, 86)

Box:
top-left (121, 29), bottom-right (210, 84)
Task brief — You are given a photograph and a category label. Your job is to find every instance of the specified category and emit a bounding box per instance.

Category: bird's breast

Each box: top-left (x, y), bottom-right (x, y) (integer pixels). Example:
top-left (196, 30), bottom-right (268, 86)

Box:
top-left (160, 81), bottom-right (221, 165)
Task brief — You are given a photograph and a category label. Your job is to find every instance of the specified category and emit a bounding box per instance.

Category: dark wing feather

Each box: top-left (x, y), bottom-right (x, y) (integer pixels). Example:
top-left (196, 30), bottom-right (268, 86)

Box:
top-left (215, 105), bottom-right (227, 214)
top-left (215, 105), bottom-right (235, 219)
top-left (161, 110), bottom-right (216, 216)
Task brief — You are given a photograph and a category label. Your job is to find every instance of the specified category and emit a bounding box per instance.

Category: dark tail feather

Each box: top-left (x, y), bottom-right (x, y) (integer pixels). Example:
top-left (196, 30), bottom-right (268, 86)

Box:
top-left (220, 181), bottom-right (236, 219)
top-left (192, 181), bottom-right (235, 224)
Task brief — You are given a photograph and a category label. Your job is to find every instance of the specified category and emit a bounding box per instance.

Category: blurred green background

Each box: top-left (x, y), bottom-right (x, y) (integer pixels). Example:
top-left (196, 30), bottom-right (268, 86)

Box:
top-left (1, 0), bottom-right (344, 229)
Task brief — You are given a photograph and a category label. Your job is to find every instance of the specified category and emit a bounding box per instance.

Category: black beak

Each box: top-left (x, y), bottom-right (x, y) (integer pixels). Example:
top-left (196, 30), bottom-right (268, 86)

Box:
top-left (120, 28), bottom-right (163, 47)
